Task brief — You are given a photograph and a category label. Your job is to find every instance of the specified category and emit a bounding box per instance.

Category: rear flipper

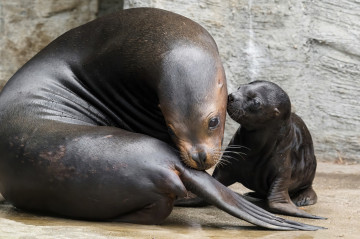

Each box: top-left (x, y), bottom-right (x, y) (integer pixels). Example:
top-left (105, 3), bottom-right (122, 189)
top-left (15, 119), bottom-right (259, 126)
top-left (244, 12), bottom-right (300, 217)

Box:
top-left (178, 167), bottom-right (326, 231)
top-left (267, 179), bottom-right (325, 220)
top-left (291, 186), bottom-right (318, 207)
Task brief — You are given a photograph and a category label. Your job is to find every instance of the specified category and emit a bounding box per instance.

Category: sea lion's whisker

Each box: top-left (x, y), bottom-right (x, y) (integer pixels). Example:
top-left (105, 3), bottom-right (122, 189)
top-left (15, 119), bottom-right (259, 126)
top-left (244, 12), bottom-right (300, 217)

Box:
top-left (222, 145), bottom-right (251, 151)
top-left (222, 154), bottom-right (244, 162)
top-left (223, 152), bottom-right (247, 157)
top-left (217, 150), bottom-right (248, 157)
top-left (217, 158), bottom-right (230, 167)
top-left (219, 157), bottom-right (230, 164)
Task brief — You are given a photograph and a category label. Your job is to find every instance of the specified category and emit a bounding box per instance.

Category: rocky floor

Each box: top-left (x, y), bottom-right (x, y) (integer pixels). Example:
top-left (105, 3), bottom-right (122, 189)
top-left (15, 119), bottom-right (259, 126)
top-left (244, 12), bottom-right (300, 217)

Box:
top-left (0, 161), bottom-right (359, 239)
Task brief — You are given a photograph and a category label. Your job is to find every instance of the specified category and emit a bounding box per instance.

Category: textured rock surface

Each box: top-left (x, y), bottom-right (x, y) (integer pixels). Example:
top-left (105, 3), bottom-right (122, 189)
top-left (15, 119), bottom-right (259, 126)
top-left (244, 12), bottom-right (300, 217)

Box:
top-left (98, 0), bottom-right (124, 17)
top-left (0, 0), bottom-right (98, 89)
top-left (0, 0), bottom-right (359, 162)
top-left (124, 0), bottom-right (360, 162)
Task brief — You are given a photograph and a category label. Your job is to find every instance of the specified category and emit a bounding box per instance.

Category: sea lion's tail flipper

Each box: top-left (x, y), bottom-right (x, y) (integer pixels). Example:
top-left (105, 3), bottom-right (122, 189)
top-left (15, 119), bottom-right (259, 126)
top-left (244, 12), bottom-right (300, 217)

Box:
top-left (178, 166), bottom-right (326, 231)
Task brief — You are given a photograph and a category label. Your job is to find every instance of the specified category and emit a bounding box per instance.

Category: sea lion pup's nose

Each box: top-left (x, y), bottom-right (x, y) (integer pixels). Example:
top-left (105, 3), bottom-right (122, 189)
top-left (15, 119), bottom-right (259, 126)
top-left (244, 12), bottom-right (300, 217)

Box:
top-left (228, 93), bottom-right (240, 103)
top-left (190, 147), bottom-right (207, 168)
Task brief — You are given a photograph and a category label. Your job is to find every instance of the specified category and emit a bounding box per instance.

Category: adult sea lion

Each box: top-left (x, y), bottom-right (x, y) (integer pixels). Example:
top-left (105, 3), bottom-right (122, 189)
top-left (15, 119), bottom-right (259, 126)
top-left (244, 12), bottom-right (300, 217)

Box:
top-left (0, 8), bottom-right (322, 230)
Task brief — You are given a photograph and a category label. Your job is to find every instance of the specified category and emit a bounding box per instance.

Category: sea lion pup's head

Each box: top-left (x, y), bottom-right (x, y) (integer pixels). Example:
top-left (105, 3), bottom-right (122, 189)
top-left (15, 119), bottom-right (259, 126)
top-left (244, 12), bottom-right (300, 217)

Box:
top-left (227, 80), bottom-right (291, 130)
top-left (158, 45), bottom-right (227, 170)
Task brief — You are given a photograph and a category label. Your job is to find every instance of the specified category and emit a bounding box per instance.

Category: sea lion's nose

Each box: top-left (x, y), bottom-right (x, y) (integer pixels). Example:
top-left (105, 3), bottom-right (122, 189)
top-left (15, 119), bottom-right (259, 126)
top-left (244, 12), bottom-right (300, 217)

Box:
top-left (190, 148), bottom-right (207, 168)
top-left (228, 93), bottom-right (241, 103)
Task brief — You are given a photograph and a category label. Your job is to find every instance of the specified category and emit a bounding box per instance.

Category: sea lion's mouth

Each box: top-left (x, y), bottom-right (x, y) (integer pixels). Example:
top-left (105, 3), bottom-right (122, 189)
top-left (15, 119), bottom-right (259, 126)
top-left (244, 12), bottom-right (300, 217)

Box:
top-left (178, 147), bottom-right (218, 170)
top-left (227, 104), bottom-right (246, 123)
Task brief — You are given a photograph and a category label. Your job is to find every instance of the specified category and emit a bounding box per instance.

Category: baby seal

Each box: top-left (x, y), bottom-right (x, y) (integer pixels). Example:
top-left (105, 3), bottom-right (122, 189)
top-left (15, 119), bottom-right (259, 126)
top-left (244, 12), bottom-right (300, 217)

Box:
top-left (215, 80), bottom-right (323, 219)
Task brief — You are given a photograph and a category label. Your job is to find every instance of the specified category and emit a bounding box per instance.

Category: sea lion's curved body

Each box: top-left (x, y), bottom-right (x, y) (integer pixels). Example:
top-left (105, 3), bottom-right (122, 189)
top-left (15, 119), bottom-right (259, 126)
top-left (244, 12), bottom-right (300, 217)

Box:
top-left (0, 9), bottom-right (321, 230)
top-left (214, 81), bottom-right (322, 219)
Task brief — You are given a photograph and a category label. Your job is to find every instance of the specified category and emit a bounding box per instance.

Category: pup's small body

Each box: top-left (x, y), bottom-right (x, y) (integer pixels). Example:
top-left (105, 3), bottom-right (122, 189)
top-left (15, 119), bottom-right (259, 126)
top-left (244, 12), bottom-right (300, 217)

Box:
top-left (215, 80), bottom-right (321, 219)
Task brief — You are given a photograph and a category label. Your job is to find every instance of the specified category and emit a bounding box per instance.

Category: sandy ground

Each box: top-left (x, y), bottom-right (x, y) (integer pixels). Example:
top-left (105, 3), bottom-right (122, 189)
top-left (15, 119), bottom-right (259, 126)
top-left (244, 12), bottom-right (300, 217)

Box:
top-left (0, 161), bottom-right (359, 239)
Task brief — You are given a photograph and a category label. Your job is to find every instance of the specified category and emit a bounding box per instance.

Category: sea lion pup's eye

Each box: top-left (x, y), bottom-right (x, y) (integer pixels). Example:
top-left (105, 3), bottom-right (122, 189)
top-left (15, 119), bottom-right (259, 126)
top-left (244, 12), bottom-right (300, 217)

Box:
top-left (253, 98), bottom-right (261, 108)
top-left (248, 98), bottom-right (262, 112)
top-left (208, 117), bottom-right (220, 130)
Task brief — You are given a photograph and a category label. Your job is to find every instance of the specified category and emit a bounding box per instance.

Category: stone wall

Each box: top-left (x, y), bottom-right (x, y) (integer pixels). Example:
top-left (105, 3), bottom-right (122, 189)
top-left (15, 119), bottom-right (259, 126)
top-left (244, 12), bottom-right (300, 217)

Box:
top-left (1, 0), bottom-right (359, 162)
top-left (98, 0), bottom-right (124, 17)
top-left (124, 0), bottom-right (360, 162)
top-left (0, 0), bottom-right (98, 89)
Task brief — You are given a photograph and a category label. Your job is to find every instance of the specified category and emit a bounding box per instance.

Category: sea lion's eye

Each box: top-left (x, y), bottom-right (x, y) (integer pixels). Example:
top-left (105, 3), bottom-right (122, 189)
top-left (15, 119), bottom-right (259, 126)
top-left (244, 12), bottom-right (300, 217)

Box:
top-left (209, 117), bottom-right (220, 130)
top-left (168, 127), bottom-right (175, 137)
top-left (249, 98), bottom-right (261, 112)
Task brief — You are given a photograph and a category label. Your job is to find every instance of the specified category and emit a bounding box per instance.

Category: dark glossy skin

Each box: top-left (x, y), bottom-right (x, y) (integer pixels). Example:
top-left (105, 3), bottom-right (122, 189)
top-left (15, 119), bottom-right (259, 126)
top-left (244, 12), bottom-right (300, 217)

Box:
top-left (0, 9), bottom-right (322, 230)
top-left (214, 80), bottom-right (323, 219)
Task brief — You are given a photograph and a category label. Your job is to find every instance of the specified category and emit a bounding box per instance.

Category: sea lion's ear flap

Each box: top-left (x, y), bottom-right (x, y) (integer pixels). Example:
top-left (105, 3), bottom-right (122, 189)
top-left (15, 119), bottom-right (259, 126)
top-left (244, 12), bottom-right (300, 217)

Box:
top-left (274, 108), bottom-right (280, 116)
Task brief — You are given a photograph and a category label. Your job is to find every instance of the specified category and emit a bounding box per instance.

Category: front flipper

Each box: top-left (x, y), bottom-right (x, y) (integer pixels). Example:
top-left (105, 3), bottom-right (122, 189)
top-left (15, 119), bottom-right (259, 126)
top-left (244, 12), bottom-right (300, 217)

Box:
top-left (174, 191), bottom-right (209, 207)
top-left (175, 158), bottom-right (238, 208)
top-left (267, 177), bottom-right (326, 220)
top-left (177, 166), bottom-right (325, 231)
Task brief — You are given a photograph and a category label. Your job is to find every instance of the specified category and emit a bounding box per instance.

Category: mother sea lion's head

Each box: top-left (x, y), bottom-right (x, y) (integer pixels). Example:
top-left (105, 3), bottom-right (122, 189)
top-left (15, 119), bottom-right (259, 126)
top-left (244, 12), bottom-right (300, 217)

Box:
top-left (158, 45), bottom-right (227, 170)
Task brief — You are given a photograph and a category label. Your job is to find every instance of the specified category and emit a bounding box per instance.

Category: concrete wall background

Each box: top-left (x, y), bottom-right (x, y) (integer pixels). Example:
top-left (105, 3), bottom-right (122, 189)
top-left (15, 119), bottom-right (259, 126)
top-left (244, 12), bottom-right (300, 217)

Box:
top-left (0, 0), bottom-right (359, 162)
top-left (0, 0), bottom-right (98, 88)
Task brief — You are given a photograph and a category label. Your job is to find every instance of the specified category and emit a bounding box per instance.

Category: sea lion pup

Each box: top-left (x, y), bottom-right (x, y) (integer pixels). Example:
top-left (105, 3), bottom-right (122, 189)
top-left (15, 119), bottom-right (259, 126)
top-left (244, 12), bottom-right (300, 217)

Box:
top-left (0, 8), bottom-right (322, 230)
top-left (214, 80), bottom-right (324, 219)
